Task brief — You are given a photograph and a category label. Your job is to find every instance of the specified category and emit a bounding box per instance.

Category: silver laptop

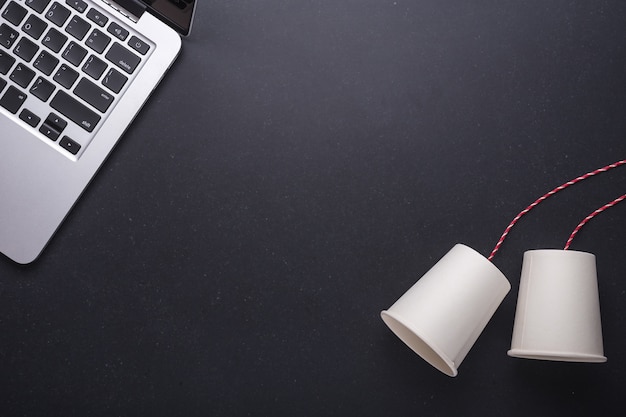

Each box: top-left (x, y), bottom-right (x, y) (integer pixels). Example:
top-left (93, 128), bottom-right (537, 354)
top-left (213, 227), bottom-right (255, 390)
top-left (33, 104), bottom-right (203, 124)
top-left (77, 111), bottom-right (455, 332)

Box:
top-left (0, 0), bottom-right (196, 263)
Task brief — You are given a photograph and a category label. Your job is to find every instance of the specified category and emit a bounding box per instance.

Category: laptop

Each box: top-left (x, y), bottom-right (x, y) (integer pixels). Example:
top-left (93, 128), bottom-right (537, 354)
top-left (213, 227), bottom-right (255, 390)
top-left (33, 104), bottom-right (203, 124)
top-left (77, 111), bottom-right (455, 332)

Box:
top-left (0, 0), bottom-right (196, 263)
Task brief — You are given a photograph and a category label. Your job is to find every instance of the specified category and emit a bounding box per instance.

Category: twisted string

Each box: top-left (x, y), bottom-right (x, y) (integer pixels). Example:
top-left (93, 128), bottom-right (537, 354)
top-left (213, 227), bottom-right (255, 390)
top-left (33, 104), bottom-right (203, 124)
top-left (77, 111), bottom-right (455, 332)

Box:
top-left (488, 159), bottom-right (626, 261)
top-left (563, 193), bottom-right (626, 250)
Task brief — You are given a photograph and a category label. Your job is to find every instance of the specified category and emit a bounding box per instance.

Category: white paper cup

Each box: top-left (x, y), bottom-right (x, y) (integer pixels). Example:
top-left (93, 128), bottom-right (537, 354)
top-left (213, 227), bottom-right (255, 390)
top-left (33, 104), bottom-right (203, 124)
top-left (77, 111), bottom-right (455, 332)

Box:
top-left (508, 249), bottom-right (607, 363)
top-left (381, 244), bottom-right (511, 377)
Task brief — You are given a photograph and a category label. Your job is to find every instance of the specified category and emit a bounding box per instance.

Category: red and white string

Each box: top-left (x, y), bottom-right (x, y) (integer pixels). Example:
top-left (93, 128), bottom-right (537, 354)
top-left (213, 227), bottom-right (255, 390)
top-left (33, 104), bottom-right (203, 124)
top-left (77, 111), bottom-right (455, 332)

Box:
top-left (488, 159), bottom-right (626, 261)
top-left (563, 193), bottom-right (626, 250)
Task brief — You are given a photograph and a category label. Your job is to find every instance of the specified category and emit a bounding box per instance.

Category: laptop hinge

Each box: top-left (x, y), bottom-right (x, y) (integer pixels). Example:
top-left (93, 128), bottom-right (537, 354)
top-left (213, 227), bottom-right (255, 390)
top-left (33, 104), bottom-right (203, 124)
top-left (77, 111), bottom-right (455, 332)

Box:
top-left (101, 0), bottom-right (147, 23)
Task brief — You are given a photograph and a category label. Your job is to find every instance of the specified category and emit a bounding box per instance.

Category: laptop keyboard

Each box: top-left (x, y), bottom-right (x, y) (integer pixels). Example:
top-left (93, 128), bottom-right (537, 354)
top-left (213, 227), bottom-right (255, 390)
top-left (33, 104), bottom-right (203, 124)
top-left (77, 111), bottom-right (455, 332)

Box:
top-left (0, 0), bottom-right (153, 158)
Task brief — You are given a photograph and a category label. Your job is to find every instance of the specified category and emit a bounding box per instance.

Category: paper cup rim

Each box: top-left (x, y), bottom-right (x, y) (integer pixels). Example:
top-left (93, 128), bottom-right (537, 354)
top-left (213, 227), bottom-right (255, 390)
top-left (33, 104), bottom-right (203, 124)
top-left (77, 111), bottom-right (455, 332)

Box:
top-left (381, 309), bottom-right (458, 377)
top-left (508, 349), bottom-right (607, 363)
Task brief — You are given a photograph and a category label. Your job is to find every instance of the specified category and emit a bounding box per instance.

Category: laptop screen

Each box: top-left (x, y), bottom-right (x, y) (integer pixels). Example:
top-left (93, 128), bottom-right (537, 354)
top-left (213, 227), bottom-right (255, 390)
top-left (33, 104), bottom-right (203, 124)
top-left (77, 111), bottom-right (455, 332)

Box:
top-left (137, 0), bottom-right (196, 36)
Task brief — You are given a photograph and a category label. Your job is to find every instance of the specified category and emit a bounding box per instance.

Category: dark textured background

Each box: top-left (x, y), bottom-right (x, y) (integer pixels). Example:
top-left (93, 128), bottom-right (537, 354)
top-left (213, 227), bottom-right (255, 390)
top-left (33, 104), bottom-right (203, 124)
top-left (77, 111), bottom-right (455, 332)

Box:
top-left (2, 1), bottom-right (626, 415)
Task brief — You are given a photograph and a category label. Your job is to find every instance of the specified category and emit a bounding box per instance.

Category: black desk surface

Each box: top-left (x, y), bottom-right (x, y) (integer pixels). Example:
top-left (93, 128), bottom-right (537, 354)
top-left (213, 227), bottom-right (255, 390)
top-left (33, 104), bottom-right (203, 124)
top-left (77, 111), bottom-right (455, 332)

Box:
top-left (2, 1), bottom-right (626, 415)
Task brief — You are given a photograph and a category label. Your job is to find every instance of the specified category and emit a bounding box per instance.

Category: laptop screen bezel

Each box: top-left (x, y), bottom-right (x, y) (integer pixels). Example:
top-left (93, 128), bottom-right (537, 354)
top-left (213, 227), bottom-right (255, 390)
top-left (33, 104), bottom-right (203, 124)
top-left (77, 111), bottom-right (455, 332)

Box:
top-left (140, 0), bottom-right (196, 37)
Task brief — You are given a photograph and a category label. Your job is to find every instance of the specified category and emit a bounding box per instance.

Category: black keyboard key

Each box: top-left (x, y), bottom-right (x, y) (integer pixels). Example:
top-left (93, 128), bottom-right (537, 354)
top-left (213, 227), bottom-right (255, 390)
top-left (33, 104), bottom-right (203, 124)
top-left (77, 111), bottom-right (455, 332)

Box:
top-left (39, 112), bottom-right (67, 140)
top-left (62, 40), bottom-right (86, 66)
top-left (0, 49), bottom-right (15, 74)
top-left (45, 2), bottom-right (71, 27)
top-left (65, 15), bottom-right (90, 40)
top-left (33, 49), bottom-right (58, 75)
top-left (25, 0), bottom-right (51, 14)
top-left (65, 0), bottom-right (86, 13)
top-left (107, 21), bottom-right (128, 41)
top-left (75, 77), bottom-right (113, 112)
top-left (85, 28), bottom-right (109, 53)
top-left (39, 121), bottom-right (60, 140)
top-left (128, 35), bottom-right (149, 55)
top-left (10, 62), bottom-right (35, 87)
top-left (42, 27), bottom-right (67, 52)
top-left (53, 63), bottom-right (78, 88)
top-left (0, 77), bottom-right (6, 92)
top-left (86, 8), bottom-right (107, 27)
top-left (2, 1), bottom-right (28, 26)
top-left (0, 85), bottom-right (26, 113)
top-left (59, 135), bottom-right (80, 154)
top-left (101, 67), bottom-right (126, 93)
top-left (44, 111), bottom-right (67, 131)
top-left (0, 23), bottom-right (19, 48)
top-left (13, 36), bottom-right (39, 62)
top-left (50, 90), bottom-right (100, 131)
top-left (81, 54), bottom-right (106, 79)
top-left (30, 76), bottom-right (55, 100)
top-left (19, 108), bottom-right (40, 127)
top-left (22, 14), bottom-right (48, 40)
top-left (105, 42), bottom-right (140, 74)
